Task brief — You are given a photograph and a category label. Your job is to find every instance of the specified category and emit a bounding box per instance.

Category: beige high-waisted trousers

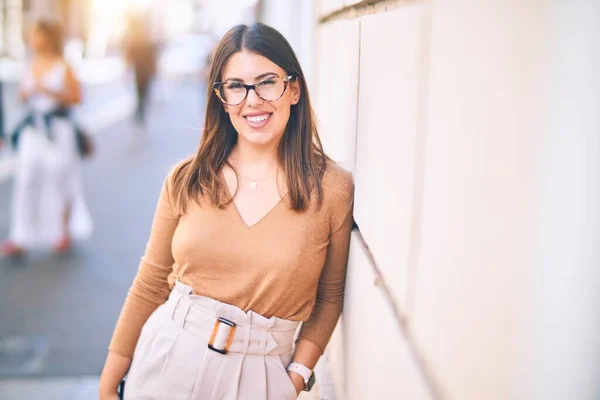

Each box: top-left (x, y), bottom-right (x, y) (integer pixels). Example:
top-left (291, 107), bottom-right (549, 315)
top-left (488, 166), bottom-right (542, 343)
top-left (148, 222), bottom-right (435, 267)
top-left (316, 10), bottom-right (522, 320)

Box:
top-left (124, 281), bottom-right (300, 400)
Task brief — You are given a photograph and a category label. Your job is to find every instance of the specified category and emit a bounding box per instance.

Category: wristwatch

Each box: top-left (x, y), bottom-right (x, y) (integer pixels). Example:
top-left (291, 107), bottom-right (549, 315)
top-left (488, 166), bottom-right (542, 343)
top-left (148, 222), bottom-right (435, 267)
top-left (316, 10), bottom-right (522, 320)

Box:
top-left (287, 362), bottom-right (316, 391)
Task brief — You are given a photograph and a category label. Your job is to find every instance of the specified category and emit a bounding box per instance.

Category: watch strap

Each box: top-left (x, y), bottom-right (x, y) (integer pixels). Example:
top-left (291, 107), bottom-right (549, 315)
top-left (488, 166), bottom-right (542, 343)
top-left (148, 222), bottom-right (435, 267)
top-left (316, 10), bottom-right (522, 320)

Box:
top-left (287, 361), bottom-right (313, 389)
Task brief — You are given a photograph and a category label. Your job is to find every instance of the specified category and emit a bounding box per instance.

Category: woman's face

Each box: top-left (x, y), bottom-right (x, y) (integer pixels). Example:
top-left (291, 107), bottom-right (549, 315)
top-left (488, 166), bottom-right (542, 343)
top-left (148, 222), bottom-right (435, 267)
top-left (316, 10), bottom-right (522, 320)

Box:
top-left (220, 50), bottom-right (300, 148)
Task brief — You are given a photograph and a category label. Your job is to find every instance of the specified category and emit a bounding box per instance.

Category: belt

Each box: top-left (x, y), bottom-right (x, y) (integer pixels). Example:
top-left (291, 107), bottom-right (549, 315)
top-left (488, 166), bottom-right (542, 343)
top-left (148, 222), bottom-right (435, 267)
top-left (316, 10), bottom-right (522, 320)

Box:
top-left (167, 281), bottom-right (300, 356)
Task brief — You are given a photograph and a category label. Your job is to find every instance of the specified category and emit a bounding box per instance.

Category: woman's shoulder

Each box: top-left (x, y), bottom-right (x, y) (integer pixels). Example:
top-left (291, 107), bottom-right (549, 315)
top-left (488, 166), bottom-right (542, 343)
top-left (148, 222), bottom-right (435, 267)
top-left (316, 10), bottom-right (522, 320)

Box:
top-left (322, 160), bottom-right (354, 190)
top-left (321, 160), bottom-right (354, 208)
top-left (166, 156), bottom-right (195, 182)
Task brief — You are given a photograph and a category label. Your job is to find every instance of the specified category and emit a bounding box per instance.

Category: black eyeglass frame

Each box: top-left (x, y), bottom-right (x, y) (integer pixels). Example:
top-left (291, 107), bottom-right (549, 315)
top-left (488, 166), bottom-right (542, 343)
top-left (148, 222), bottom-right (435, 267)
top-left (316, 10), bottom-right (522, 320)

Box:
top-left (213, 75), bottom-right (295, 106)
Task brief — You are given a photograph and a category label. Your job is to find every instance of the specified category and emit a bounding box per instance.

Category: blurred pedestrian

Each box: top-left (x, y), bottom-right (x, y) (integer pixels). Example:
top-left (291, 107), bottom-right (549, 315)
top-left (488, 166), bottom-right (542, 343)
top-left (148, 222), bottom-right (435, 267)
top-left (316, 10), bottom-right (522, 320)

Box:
top-left (99, 23), bottom-right (354, 400)
top-left (123, 15), bottom-right (157, 133)
top-left (0, 18), bottom-right (93, 257)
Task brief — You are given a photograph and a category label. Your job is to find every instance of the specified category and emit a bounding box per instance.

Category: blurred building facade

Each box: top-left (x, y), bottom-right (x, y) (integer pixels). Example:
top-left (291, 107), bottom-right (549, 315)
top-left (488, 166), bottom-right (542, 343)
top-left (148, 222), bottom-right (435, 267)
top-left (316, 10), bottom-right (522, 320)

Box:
top-left (260, 0), bottom-right (600, 399)
top-left (0, 0), bottom-right (213, 59)
top-left (0, 0), bottom-right (88, 58)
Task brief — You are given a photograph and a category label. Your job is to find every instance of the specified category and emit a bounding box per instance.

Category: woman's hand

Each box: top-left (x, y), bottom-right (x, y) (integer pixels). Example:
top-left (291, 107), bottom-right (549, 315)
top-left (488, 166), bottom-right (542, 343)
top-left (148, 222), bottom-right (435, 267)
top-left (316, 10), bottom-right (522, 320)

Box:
top-left (35, 81), bottom-right (49, 95)
top-left (288, 371), bottom-right (304, 395)
top-left (98, 391), bottom-right (120, 400)
top-left (99, 351), bottom-right (131, 400)
top-left (287, 339), bottom-right (321, 396)
top-left (19, 88), bottom-right (31, 102)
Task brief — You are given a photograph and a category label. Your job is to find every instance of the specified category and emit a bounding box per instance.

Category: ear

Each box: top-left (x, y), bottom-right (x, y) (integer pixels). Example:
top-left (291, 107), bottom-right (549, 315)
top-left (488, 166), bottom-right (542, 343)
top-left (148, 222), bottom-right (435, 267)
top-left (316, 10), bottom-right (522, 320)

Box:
top-left (223, 104), bottom-right (229, 113)
top-left (290, 80), bottom-right (301, 105)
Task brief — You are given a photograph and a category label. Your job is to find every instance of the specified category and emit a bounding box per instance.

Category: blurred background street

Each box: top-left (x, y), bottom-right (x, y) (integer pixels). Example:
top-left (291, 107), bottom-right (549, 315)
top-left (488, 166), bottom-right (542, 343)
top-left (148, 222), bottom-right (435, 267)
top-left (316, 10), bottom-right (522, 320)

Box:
top-left (0, 77), bottom-right (203, 397)
top-left (0, 77), bottom-right (204, 376)
top-left (0, 0), bottom-right (236, 398)
top-left (0, 1), bottom-right (330, 398)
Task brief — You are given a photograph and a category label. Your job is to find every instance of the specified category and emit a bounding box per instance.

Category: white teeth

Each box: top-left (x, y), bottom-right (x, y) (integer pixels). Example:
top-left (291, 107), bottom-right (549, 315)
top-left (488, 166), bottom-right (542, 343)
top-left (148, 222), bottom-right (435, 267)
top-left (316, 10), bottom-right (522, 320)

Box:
top-left (246, 114), bottom-right (269, 123)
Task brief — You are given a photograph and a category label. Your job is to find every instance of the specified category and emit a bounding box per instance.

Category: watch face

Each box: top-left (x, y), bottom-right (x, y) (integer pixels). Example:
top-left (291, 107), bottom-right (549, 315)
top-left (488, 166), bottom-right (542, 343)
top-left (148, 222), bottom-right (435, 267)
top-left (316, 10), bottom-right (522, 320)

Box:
top-left (306, 372), bottom-right (316, 391)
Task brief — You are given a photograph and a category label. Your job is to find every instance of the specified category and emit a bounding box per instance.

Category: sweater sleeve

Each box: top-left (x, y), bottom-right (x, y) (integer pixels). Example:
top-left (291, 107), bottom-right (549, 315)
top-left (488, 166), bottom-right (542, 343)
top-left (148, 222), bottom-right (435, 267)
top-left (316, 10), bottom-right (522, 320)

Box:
top-left (108, 172), bottom-right (179, 358)
top-left (297, 175), bottom-right (354, 353)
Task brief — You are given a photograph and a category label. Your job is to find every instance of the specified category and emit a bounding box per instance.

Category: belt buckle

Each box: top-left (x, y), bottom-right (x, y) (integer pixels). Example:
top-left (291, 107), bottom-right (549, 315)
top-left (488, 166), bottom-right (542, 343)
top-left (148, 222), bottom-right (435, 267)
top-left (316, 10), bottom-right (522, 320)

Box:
top-left (208, 317), bottom-right (237, 355)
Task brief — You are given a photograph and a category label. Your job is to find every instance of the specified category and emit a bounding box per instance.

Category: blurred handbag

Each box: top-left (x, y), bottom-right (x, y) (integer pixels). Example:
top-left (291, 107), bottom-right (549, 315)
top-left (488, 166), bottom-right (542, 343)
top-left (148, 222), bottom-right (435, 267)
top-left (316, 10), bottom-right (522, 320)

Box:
top-left (75, 128), bottom-right (94, 159)
top-left (11, 107), bottom-right (94, 159)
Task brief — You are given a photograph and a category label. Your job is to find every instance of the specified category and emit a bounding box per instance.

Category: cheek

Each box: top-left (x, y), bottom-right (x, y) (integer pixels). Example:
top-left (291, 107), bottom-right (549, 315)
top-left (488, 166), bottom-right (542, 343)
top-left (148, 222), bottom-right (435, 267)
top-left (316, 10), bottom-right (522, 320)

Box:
top-left (226, 105), bottom-right (242, 119)
top-left (276, 106), bottom-right (291, 126)
top-left (274, 102), bottom-right (292, 126)
top-left (226, 107), bottom-right (247, 131)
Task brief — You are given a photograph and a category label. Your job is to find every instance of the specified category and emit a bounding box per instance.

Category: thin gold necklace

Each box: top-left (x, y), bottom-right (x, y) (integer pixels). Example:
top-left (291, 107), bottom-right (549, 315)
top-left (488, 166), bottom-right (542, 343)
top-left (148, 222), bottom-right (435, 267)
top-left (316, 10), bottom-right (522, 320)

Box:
top-left (238, 170), bottom-right (272, 189)
top-left (235, 164), bottom-right (279, 189)
top-left (231, 153), bottom-right (279, 189)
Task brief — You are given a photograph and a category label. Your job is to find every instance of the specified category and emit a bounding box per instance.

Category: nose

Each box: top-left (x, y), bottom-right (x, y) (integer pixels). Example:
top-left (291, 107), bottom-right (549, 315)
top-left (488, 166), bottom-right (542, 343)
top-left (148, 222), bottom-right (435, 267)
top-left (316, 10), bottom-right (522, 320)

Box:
top-left (245, 87), bottom-right (263, 107)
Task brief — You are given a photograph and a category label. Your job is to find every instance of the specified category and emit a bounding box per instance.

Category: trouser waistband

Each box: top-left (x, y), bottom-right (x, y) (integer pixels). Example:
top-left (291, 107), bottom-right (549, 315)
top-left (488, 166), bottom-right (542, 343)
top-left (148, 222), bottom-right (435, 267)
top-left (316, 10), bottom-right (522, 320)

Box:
top-left (167, 281), bottom-right (300, 356)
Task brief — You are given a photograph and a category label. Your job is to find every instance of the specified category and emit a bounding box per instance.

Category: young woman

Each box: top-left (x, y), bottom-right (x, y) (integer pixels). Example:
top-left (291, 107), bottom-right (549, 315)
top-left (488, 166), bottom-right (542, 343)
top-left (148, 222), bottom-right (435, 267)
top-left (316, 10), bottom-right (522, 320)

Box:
top-left (0, 18), bottom-right (92, 257)
top-left (100, 23), bottom-right (354, 400)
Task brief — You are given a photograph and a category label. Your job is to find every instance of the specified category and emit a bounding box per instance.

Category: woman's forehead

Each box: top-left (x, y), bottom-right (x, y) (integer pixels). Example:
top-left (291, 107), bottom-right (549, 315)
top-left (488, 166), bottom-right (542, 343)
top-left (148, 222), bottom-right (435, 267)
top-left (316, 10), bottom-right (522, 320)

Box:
top-left (222, 50), bottom-right (285, 81)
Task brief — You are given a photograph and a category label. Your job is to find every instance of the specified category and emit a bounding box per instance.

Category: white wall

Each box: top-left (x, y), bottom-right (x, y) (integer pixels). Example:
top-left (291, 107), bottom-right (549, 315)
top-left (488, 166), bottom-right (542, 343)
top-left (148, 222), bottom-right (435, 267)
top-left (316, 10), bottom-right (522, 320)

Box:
top-left (527, 1), bottom-right (600, 399)
top-left (262, 0), bottom-right (600, 398)
top-left (411, 1), bottom-right (549, 397)
top-left (313, 0), bottom-right (600, 399)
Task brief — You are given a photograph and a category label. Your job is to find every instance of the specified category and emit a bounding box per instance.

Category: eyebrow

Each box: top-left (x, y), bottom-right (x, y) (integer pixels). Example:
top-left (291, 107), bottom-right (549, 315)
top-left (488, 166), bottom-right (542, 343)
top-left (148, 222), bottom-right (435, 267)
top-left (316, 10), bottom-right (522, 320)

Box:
top-left (223, 72), bottom-right (279, 82)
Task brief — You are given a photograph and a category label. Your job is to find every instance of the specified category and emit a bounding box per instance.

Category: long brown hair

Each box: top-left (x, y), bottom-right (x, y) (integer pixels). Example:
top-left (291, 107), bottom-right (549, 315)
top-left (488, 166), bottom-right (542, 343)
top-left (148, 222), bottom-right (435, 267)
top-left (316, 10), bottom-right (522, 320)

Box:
top-left (172, 23), bottom-right (327, 213)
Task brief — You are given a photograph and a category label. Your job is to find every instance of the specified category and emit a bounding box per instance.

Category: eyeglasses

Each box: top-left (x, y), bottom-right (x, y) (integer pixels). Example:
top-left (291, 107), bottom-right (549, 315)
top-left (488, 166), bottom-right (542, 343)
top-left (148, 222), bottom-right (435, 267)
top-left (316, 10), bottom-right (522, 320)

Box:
top-left (213, 75), bottom-right (295, 106)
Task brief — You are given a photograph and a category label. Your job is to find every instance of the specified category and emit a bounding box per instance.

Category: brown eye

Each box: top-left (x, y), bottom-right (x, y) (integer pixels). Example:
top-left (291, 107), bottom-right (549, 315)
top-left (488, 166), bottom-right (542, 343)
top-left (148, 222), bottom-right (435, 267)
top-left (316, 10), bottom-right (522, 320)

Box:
top-left (258, 79), bottom-right (276, 87)
top-left (226, 82), bottom-right (244, 90)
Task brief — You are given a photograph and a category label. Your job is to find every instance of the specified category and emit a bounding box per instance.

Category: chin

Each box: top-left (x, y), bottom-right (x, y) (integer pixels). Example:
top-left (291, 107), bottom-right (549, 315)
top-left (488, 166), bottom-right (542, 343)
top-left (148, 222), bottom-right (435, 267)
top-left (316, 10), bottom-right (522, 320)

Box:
top-left (239, 131), bottom-right (279, 147)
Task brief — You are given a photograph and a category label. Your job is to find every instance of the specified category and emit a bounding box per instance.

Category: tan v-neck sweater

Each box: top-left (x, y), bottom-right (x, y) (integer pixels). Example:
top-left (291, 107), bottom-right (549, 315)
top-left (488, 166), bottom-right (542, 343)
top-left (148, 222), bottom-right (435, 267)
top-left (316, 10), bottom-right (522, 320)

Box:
top-left (109, 160), bottom-right (354, 358)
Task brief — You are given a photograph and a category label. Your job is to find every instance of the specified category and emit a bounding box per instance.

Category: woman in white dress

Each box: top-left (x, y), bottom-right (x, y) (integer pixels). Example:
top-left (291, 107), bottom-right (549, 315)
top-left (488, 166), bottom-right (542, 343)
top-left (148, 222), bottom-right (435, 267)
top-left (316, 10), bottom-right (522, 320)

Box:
top-left (0, 18), bottom-right (92, 257)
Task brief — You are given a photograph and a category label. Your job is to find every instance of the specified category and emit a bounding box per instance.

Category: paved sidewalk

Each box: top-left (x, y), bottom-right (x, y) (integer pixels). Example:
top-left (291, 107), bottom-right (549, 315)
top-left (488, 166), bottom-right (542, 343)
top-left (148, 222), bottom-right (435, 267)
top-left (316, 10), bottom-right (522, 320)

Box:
top-left (0, 377), bottom-right (99, 400)
top-left (0, 377), bottom-right (321, 400)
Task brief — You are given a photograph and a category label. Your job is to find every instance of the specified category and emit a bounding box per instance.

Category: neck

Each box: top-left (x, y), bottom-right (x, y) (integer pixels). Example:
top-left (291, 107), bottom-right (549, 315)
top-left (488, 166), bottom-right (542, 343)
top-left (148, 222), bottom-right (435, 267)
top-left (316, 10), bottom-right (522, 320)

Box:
top-left (232, 140), bottom-right (279, 170)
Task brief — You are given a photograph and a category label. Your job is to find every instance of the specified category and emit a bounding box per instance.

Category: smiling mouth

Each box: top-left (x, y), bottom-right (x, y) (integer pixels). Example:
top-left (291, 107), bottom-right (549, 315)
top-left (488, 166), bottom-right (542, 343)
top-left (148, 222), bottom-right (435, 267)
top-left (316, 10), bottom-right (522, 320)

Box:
top-left (244, 113), bottom-right (272, 128)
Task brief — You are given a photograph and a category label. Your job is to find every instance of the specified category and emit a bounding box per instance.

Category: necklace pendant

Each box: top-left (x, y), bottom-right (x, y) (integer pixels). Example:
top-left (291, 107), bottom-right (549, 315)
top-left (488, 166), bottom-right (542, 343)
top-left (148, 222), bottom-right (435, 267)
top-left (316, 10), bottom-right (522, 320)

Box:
top-left (250, 181), bottom-right (258, 189)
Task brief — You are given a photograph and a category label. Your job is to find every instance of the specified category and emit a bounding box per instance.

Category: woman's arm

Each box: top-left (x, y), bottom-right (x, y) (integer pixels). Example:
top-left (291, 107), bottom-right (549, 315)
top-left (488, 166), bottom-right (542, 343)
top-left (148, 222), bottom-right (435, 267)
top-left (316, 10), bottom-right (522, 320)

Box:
top-left (19, 67), bottom-right (32, 103)
top-left (37, 64), bottom-right (82, 106)
top-left (290, 194), bottom-right (354, 393)
top-left (99, 351), bottom-right (130, 400)
top-left (288, 339), bottom-right (323, 393)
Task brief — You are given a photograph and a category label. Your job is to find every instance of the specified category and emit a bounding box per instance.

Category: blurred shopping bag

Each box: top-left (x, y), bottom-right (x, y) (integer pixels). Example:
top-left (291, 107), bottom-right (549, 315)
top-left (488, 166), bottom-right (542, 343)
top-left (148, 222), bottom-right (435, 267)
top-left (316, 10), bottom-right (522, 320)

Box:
top-left (76, 129), bottom-right (94, 159)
